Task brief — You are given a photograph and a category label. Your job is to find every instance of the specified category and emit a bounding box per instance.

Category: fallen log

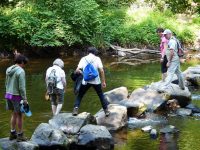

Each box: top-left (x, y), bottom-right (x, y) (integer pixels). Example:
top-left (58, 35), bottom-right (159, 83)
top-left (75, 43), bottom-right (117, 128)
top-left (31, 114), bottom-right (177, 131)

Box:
top-left (110, 60), bottom-right (159, 66)
top-left (110, 44), bottom-right (160, 55)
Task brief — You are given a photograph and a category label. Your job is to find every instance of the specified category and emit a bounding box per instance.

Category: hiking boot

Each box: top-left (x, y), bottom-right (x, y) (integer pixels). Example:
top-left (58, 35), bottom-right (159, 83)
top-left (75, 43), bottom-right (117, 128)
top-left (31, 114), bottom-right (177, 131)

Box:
top-left (104, 108), bottom-right (110, 117)
top-left (9, 131), bottom-right (17, 140)
top-left (17, 133), bottom-right (28, 142)
top-left (72, 107), bottom-right (79, 116)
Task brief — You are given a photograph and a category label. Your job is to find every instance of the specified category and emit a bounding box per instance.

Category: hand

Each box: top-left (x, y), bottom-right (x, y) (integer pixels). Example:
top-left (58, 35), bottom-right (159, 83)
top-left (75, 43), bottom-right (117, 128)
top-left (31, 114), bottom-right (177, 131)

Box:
top-left (23, 100), bottom-right (28, 105)
top-left (180, 58), bottom-right (185, 63)
top-left (102, 82), bottom-right (106, 88)
top-left (75, 70), bottom-right (82, 74)
top-left (166, 62), bottom-right (171, 67)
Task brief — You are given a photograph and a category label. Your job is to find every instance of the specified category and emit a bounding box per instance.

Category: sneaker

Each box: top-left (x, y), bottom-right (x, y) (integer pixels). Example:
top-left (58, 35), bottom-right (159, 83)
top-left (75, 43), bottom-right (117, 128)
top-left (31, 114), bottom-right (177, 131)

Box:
top-left (72, 107), bottom-right (79, 116)
top-left (104, 108), bottom-right (110, 117)
top-left (17, 133), bottom-right (28, 142)
top-left (9, 131), bottom-right (17, 140)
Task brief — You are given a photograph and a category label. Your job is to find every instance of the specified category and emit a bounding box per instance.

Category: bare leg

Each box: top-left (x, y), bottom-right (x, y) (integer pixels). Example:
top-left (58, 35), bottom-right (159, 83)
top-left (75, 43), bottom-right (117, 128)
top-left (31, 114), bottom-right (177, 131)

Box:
top-left (55, 104), bottom-right (63, 115)
top-left (52, 105), bottom-right (57, 115)
top-left (11, 112), bottom-right (17, 131)
top-left (17, 112), bottom-right (23, 133)
top-left (16, 112), bottom-right (27, 141)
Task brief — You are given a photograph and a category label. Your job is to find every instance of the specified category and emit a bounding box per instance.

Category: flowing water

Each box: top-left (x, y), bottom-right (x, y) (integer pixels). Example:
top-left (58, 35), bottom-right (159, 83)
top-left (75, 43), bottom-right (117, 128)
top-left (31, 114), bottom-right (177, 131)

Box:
top-left (0, 57), bottom-right (200, 150)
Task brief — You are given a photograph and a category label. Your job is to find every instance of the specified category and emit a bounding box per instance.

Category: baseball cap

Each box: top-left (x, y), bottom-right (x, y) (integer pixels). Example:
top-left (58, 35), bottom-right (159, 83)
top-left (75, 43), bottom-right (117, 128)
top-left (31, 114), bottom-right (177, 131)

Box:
top-left (162, 29), bottom-right (172, 35)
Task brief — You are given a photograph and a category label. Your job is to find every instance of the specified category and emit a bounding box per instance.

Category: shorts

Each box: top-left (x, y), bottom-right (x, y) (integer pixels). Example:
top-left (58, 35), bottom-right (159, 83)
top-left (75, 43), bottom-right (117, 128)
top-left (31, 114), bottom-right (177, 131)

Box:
top-left (50, 88), bottom-right (64, 105)
top-left (6, 99), bottom-right (21, 112)
top-left (161, 55), bottom-right (168, 73)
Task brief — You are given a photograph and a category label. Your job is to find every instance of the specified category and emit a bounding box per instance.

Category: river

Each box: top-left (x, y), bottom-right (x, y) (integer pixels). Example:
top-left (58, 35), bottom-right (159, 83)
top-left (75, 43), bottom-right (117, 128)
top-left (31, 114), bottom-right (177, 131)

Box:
top-left (0, 56), bottom-right (200, 150)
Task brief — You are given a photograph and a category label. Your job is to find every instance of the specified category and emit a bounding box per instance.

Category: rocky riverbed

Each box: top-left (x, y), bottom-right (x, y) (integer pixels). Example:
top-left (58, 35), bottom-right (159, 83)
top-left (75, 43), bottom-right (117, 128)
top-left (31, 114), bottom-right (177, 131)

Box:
top-left (1, 65), bottom-right (200, 150)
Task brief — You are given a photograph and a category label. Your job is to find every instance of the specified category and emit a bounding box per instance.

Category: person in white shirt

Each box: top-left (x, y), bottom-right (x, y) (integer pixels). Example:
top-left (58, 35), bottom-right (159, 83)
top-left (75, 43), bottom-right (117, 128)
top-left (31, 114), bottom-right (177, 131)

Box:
top-left (45, 59), bottom-right (66, 116)
top-left (162, 29), bottom-right (185, 90)
top-left (72, 47), bottom-right (110, 116)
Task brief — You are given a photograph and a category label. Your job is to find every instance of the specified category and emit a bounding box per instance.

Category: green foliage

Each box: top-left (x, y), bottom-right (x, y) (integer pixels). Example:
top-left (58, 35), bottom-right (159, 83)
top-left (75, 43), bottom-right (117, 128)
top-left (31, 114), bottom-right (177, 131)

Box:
top-left (99, 8), bottom-right (197, 48)
top-left (192, 15), bottom-right (200, 25)
top-left (91, 8), bottom-right (126, 48)
top-left (45, 0), bottom-right (102, 44)
top-left (0, 0), bottom-right (198, 53)
top-left (96, 0), bottom-right (134, 7)
top-left (146, 0), bottom-right (199, 14)
top-left (0, 0), bottom-right (101, 50)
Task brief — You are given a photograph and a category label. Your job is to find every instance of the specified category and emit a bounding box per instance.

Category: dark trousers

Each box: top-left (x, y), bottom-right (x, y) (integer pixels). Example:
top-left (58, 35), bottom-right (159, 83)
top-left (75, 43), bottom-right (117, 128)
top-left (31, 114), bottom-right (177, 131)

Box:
top-left (74, 83), bottom-right (109, 110)
top-left (161, 55), bottom-right (168, 73)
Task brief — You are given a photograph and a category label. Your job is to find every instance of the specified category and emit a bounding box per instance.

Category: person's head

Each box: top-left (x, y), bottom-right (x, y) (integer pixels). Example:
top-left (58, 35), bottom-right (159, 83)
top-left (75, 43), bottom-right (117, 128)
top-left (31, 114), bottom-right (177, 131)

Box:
top-left (14, 55), bottom-right (28, 68)
top-left (87, 47), bottom-right (99, 55)
top-left (156, 28), bottom-right (164, 37)
top-left (53, 58), bottom-right (64, 68)
top-left (162, 29), bottom-right (172, 40)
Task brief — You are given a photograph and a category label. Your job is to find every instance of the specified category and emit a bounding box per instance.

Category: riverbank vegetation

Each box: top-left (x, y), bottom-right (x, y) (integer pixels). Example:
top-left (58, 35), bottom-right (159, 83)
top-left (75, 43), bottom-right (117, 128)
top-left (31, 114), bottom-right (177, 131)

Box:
top-left (0, 0), bottom-right (199, 55)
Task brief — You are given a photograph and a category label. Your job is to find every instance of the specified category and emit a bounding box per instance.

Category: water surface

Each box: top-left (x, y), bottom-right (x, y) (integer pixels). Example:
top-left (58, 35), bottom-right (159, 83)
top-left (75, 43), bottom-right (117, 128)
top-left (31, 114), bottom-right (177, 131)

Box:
top-left (0, 57), bottom-right (199, 150)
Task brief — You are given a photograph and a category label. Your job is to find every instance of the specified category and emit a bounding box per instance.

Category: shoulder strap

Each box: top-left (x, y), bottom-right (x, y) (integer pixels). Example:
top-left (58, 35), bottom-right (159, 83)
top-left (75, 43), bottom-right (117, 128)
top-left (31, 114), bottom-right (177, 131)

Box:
top-left (50, 69), bottom-right (56, 75)
top-left (85, 58), bottom-right (94, 65)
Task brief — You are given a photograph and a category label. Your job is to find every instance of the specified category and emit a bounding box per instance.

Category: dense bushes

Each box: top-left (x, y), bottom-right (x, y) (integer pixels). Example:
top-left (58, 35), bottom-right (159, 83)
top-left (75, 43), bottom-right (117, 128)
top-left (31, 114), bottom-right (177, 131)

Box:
top-left (0, 0), bottom-right (101, 51)
top-left (96, 7), bottom-right (198, 49)
top-left (0, 0), bottom-right (199, 53)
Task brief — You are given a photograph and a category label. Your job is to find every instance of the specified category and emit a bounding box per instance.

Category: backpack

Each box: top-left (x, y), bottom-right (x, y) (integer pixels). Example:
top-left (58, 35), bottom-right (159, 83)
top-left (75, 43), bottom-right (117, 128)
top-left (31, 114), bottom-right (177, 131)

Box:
top-left (47, 69), bottom-right (57, 94)
top-left (83, 58), bottom-right (98, 81)
top-left (177, 39), bottom-right (184, 57)
top-left (174, 36), bottom-right (184, 57)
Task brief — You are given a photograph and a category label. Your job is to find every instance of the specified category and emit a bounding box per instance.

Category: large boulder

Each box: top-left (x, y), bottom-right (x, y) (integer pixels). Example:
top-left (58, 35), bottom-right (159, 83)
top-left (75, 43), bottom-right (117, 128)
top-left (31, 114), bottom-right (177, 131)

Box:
top-left (77, 124), bottom-right (114, 150)
top-left (183, 65), bottom-right (200, 87)
top-left (104, 87), bottom-right (128, 104)
top-left (95, 104), bottom-right (127, 131)
top-left (0, 138), bottom-right (16, 150)
top-left (31, 123), bottom-right (69, 148)
top-left (148, 82), bottom-right (191, 107)
top-left (0, 138), bottom-right (39, 150)
top-left (119, 99), bottom-right (147, 117)
top-left (49, 112), bottom-right (94, 135)
top-left (128, 88), bottom-right (166, 111)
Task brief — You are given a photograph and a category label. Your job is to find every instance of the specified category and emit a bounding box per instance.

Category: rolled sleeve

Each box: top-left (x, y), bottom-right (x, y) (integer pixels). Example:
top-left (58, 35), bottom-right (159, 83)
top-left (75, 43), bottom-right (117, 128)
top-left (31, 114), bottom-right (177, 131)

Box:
top-left (61, 70), bottom-right (66, 86)
top-left (169, 40), bottom-right (176, 50)
top-left (97, 57), bottom-right (103, 69)
top-left (78, 58), bottom-right (84, 69)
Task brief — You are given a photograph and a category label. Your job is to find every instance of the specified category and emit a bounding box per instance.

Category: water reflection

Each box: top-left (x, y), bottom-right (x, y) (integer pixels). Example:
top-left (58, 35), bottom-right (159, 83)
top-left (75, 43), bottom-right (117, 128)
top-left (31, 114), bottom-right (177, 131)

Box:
top-left (0, 57), bottom-right (200, 150)
top-left (159, 133), bottom-right (179, 150)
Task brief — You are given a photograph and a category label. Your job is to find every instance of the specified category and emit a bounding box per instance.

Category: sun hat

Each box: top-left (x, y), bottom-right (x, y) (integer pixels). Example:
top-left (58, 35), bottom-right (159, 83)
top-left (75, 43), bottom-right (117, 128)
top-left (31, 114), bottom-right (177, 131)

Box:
top-left (53, 58), bottom-right (64, 68)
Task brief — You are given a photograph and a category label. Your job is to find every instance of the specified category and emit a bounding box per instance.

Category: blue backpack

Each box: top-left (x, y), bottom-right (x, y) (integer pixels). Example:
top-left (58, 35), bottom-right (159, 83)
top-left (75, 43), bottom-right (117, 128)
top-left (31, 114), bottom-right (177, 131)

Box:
top-left (83, 58), bottom-right (98, 81)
